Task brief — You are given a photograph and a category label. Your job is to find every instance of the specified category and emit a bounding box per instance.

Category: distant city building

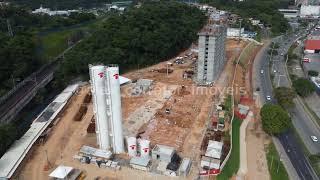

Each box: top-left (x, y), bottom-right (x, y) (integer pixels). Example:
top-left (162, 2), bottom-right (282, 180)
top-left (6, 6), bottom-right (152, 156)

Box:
top-left (300, 5), bottom-right (320, 18)
top-left (278, 9), bottom-right (299, 18)
top-left (32, 5), bottom-right (78, 16)
top-left (197, 24), bottom-right (226, 84)
top-left (227, 28), bottom-right (244, 37)
top-left (249, 19), bottom-right (260, 26)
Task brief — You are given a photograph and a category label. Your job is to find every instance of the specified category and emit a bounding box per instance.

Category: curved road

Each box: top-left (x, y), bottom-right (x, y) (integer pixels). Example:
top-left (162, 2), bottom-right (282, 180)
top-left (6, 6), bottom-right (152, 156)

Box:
top-left (254, 32), bottom-right (319, 179)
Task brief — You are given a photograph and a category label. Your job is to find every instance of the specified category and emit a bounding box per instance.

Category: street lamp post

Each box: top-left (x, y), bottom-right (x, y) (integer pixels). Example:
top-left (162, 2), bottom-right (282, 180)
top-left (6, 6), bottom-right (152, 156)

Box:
top-left (238, 18), bottom-right (243, 43)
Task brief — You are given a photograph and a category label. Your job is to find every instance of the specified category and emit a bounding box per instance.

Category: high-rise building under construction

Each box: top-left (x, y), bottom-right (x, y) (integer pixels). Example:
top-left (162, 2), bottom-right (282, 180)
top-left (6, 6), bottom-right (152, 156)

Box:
top-left (197, 24), bottom-right (226, 84)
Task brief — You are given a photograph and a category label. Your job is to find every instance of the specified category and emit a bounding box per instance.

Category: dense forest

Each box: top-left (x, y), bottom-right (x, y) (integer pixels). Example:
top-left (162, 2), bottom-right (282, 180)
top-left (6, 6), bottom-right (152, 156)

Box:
top-left (200, 0), bottom-right (290, 35)
top-left (0, 4), bottom-right (96, 96)
top-left (7, 0), bottom-right (112, 9)
top-left (58, 1), bottom-right (206, 82)
top-left (0, 32), bottom-right (39, 96)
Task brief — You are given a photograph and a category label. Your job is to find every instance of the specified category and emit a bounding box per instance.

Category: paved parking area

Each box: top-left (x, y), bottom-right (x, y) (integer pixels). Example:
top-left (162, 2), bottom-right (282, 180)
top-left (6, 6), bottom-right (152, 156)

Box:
top-left (303, 54), bottom-right (320, 72)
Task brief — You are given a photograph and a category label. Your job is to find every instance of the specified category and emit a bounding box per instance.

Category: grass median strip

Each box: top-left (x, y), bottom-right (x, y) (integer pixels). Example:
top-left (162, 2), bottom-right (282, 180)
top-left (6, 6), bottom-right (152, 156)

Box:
top-left (266, 142), bottom-right (289, 180)
top-left (217, 118), bottom-right (242, 180)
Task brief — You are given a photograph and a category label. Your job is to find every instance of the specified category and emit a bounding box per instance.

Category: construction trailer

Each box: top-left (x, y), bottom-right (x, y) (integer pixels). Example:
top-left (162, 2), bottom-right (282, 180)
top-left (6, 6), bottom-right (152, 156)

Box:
top-left (200, 156), bottom-right (220, 170)
top-left (152, 144), bottom-right (175, 163)
top-left (79, 145), bottom-right (112, 160)
top-left (178, 158), bottom-right (192, 177)
top-left (129, 157), bottom-right (151, 171)
top-left (205, 140), bottom-right (223, 159)
top-left (48, 165), bottom-right (82, 180)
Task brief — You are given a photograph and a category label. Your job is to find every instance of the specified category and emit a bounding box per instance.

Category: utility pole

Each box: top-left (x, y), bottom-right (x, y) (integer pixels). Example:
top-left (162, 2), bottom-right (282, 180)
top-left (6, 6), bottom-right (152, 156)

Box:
top-left (45, 149), bottom-right (52, 168)
top-left (7, 19), bottom-right (13, 37)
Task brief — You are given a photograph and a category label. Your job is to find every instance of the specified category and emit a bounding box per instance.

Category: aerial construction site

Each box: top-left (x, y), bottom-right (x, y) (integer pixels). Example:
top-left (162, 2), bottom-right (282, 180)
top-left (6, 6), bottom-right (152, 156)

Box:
top-left (13, 39), bottom-right (257, 179)
top-left (0, 6), bottom-right (263, 180)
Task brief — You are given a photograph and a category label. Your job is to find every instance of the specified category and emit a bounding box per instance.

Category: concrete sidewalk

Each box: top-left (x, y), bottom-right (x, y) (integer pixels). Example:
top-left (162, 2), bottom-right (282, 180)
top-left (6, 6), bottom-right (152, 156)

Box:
top-left (237, 111), bottom-right (252, 177)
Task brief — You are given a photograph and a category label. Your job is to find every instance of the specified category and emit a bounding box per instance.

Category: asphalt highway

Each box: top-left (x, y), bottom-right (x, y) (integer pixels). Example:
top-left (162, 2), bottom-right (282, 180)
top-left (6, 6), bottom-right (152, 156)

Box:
top-left (270, 33), bottom-right (320, 155)
top-left (255, 31), bottom-right (319, 179)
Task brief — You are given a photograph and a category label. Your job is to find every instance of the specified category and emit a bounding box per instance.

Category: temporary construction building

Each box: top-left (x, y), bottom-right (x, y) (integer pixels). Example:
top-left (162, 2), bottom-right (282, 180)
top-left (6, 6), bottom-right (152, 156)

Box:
top-left (152, 144), bottom-right (175, 163)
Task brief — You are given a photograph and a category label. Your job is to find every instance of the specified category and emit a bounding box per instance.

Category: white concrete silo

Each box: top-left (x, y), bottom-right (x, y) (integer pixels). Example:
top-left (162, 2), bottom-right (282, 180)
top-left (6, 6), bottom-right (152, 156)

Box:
top-left (139, 139), bottom-right (150, 157)
top-left (106, 66), bottom-right (125, 154)
top-left (127, 137), bottom-right (137, 157)
top-left (89, 65), bottom-right (110, 150)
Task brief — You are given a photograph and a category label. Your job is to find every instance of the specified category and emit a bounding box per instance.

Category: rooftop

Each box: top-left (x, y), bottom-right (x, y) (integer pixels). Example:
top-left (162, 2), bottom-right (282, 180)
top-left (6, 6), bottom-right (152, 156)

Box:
top-left (79, 145), bottom-right (112, 159)
top-left (130, 157), bottom-right (151, 167)
top-left (305, 40), bottom-right (320, 50)
top-left (0, 84), bottom-right (79, 179)
top-left (205, 140), bottom-right (223, 159)
top-left (198, 24), bottom-right (225, 36)
top-left (49, 165), bottom-right (73, 179)
top-left (152, 144), bottom-right (175, 156)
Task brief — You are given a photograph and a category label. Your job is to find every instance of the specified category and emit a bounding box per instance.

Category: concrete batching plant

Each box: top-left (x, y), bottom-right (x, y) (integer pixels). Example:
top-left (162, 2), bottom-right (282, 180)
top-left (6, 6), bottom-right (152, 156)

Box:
top-left (89, 64), bottom-right (124, 154)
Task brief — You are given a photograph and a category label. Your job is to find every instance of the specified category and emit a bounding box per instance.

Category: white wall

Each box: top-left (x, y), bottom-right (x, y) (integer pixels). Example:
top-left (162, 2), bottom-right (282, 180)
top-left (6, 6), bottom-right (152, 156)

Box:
top-left (300, 5), bottom-right (320, 17)
top-left (227, 28), bottom-right (244, 37)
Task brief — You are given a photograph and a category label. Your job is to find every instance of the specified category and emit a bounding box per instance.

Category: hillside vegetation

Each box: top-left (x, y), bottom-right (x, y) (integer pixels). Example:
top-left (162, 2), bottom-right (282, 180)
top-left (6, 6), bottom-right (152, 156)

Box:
top-left (58, 1), bottom-right (206, 81)
top-left (200, 0), bottom-right (290, 35)
top-left (0, 4), bottom-right (96, 96)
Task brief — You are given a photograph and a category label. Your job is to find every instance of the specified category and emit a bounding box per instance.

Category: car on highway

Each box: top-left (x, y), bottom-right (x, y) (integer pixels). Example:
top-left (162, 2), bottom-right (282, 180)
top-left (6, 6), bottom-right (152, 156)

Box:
top-left (311, 136), bottom-right (318, 142)
top-left (303, 57), bottom-right (310, 63)
top-left (260, 69), bottom-right (264, 74)
top-left (266, 95), bottom-right (271, 101)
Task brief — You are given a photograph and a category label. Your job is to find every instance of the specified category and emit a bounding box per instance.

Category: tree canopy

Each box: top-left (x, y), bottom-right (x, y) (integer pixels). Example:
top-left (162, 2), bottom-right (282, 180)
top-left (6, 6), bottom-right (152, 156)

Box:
top-left (274, 87), bottom-right (296, 108)
top-left (0, 123), bottom-right (17, 157)
top-left (0, 4), bottom-right (96, 96)
top-left (293, 78), bottom-right (316, 97)
top-left (260, 104), bottom-right (291, 134)
top-left (308, 70), bottom-right (319, 77)
top-left (0, 32), bottom-right (40, 96)
top-left (59, 1), bottom-right (206, 82)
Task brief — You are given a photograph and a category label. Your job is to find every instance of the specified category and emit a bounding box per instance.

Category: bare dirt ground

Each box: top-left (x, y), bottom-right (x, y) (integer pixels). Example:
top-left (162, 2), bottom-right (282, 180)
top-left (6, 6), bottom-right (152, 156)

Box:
top-left (246, 109), bottom-right (270, 180)
top-left (18, 39), bottom-right (249, 180)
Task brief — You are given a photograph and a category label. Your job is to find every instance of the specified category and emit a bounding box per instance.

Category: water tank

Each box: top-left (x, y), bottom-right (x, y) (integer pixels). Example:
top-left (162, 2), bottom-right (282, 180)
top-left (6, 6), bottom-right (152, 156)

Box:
top-left (127, 137), bottom-right (137, 157)
top-left (139, 139), bottom-right (150, 157)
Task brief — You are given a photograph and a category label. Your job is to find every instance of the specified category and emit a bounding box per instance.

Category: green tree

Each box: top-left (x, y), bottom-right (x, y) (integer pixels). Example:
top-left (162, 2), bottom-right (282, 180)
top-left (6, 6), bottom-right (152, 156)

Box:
top-left (260, 104), bottom-right (291, 134)
top-left (0, 123), bottom-right (17, 157)
top-left (59, 1), bottom-right (206, 81)
top-left (308, 70), bottom-right (319, 77)
top-left (293, 78), bottom-right (316, 97)
top-left (274, 87), bottom-right (296, 108)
